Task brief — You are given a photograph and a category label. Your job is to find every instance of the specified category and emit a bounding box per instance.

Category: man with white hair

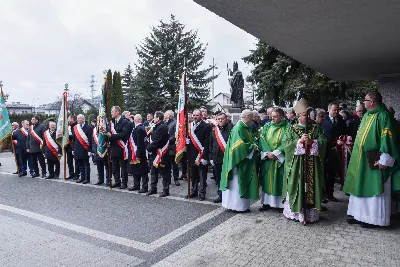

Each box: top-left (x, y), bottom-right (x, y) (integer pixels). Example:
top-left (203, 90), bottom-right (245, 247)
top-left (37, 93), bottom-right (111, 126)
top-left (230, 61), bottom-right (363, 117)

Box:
top-left (73, 114), bottom-right (93, 184)
top-left (43, 120), bottom-right (62, 179)
top-left (220, 109), bottom-right (259, 212)
top-left (122, 111), bottom-right (131, 120)
top-left (128, 114), bottom-right (150, 193)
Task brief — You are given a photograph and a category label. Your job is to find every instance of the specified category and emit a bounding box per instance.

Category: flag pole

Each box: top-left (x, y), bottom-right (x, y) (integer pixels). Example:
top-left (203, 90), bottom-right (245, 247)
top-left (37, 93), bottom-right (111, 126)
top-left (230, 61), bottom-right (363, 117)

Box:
top-left (63, 86), bottom-right (68, 181)
top-left (184, 59), bottom-right (191, 200)
top-left (104, 74), bottom-right (112, 191)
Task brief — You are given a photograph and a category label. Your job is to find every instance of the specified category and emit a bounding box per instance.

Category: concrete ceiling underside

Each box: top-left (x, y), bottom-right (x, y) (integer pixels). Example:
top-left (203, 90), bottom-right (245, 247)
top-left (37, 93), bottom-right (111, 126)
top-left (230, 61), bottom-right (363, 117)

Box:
top-left (193, 0), bottom-right (400, 81)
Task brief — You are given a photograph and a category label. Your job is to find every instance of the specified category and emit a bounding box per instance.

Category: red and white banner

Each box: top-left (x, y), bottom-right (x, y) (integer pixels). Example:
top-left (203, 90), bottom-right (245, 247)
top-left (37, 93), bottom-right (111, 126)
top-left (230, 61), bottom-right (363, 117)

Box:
top-left (129, 132), bottom-right (139, 164)
top-left (93, 128), bottom-right (99, 145)
top-left (175, 71), bottom-right (187, 163)
top-left (73, 125), bottom-right (89, 151)
top-left (189, 122), bottom-right (204, 165)
top-left (30, 125), bottom-right (43, 148)
top-left (153, 141), bottom-right (169, 168)
top-left (336, 135), bottom-right (353, 185)
top-left (44, 130), bottom-right (61, 160)
top-left (110, 121), bottom-right (128, 160)
top-left (20, 127), bottom-right (28, 137)
top-left (213, 125), bottom-right (226, 152)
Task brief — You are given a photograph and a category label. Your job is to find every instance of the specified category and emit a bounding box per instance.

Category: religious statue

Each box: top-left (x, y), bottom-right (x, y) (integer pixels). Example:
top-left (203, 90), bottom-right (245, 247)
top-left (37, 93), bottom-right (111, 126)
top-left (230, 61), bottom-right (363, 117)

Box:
top-left (227, 61), bottom-right (244, 108)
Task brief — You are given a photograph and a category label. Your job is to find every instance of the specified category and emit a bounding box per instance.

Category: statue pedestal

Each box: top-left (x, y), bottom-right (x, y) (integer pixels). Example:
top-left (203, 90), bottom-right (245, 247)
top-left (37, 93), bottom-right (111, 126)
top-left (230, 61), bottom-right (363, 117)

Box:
top-left (229, 107), bottom-right (242, 114)
top-left (229, 107), bottom-right (243, 124)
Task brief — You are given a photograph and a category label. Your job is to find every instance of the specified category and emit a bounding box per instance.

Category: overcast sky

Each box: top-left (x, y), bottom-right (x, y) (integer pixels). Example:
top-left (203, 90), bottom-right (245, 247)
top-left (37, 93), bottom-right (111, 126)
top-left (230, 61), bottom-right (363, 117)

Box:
top-left (1, 0), bottom-right (257, 106)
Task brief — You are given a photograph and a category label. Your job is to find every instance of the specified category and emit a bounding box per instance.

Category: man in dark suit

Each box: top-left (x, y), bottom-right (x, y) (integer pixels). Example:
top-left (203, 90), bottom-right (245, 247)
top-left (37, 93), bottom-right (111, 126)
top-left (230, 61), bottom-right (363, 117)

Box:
top-left (66, 115), bottom-right (79, 180)
top-left (26, 115), bottom-right (46, 178)
top-left (73, 114), bottom-right (93, 184)
top-left (165, 110), bottom-right (180, 186)
top-left (209, 112), bottom-right (232, 203)
top-left (321, 103), bottom-right (347, 202)
top-left (186, 109), bottom-right (211, 201)
top-left (146, 111), bottom-right (171, 197)
top-left (43, 120), bottom-right (62, 179)
top-left (101, 106), bottom-right (131, 189)
top-left (128, 114), bottom-right (150, 193)
top-left (12, 122), bottom-right (21, 174)
top-left (12, 120), bottom-right (33, 177)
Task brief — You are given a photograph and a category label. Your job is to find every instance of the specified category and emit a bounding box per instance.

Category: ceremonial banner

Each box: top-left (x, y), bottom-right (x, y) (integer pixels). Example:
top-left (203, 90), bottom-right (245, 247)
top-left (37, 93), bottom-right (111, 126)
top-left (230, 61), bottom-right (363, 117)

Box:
top-left (0, 89), bottom-right (12, 151)
top-left (97, 84), bottom-right (108, 157)
top-left (56, 91), bottom-right (69, 150)
top-left (175, 71), bottom-right (186, 163)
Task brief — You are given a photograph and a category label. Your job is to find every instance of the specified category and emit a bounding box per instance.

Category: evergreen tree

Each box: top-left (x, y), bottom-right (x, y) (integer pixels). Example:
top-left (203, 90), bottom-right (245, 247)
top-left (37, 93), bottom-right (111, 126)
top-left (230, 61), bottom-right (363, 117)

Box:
top-left (114, 72), bottom-right (125, 111)
top-left (106, 69), bottom-right (113, 118)
top-left (134, 14), bottom-right (217, 114)
top-left (122, 64), bottom-right (136, 110)
top-left (243, 40), bottom-right (377, 108)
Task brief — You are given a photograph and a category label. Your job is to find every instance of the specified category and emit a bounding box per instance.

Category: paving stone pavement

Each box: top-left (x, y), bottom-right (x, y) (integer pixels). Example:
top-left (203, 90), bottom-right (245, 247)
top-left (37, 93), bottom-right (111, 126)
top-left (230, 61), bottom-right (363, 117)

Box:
top-left (1, 152), bottom-right (400, 266)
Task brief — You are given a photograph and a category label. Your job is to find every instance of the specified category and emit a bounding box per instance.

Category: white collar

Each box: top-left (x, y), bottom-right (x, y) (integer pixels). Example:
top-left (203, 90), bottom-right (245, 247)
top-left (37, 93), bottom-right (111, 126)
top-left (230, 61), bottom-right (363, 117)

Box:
top-left (115, 116), bottom-right (121, 122)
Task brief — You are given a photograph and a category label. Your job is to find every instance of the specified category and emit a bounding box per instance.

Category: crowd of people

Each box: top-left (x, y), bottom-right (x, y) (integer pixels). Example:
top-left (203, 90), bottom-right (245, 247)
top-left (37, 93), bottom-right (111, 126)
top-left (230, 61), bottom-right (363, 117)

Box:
top-left (10, 91), bottom-right (400, 228)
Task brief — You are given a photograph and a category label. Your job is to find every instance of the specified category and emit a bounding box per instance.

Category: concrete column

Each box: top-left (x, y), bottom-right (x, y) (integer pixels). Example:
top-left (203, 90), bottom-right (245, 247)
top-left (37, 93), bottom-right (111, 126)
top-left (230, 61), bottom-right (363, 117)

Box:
top-left (379, 75), bottom-right (400, 120)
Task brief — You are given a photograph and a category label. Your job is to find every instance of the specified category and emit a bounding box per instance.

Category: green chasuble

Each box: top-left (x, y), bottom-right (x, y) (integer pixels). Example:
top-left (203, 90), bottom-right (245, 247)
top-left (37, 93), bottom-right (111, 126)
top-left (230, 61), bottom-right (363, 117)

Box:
top-left (259, 120), bottom-right (290, 196)
top-left (343, 105), bottom-right (400, 196)
top-left (220, 120), bottom-right (259, 200)
top-left (282, 124), bottom-right (327, 213)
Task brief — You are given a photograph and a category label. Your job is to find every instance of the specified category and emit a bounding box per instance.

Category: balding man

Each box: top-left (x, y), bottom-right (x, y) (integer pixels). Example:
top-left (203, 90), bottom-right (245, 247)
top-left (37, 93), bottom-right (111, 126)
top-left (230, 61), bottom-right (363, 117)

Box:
top-left (73, 114), bottom-right (93, 184)
top-left (11, 122), bottom-right (21, 174)
top-left (43, 121), bottom-right (62, 179)
top-left (128, 114), bottom-right (150, 192)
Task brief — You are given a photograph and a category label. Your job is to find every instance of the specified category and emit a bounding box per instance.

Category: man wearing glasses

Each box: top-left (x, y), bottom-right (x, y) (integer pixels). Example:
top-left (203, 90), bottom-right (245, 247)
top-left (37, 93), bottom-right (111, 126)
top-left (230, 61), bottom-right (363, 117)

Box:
top-left (344, 91), bottom-right (400, 228)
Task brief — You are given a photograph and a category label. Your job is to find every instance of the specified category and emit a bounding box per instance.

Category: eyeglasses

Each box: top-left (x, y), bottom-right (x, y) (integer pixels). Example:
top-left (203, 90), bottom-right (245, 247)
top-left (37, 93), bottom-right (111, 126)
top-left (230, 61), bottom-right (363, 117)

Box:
top-left (364, 99), bottom-right (372, 102)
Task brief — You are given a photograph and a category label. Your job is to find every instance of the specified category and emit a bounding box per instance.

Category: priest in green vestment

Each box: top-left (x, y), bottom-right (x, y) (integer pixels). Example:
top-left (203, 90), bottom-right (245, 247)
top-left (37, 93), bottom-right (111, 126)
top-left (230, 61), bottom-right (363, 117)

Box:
top-left (282, 99), bottom-right (327, 223)
top-left (344, 91), bottom-right (400, 228)
top-left (220, 109), bottom-right (259, 212)
top-left (259, 107), bottom-right (290, 211)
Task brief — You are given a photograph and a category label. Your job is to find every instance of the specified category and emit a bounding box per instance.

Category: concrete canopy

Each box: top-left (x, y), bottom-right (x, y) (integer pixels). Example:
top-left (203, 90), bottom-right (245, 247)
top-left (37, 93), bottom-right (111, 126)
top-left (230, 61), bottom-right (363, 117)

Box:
top-left (193, 0), bottom-right (400, 81)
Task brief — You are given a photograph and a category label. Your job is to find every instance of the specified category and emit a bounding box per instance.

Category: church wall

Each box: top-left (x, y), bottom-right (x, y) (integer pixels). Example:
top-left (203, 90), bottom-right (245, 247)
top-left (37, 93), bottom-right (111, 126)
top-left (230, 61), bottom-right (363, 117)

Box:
top-left (379, 75), bottom-right (400, 120)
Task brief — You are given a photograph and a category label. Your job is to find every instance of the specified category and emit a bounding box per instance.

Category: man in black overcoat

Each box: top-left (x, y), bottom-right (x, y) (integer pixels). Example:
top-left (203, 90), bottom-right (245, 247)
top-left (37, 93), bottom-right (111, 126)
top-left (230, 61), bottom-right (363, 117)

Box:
top-left (26, 115), bottom-right (46, 178)
top-left (73, 114), bottom-right (93, 184)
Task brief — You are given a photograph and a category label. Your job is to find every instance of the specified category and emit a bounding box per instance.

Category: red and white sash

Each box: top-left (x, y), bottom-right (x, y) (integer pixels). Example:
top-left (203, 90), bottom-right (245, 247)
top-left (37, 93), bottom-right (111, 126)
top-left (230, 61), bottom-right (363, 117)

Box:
top-left (189, 122), bottom-right (204, 165)
top-left (213, 125), bottom-right (227, 152)
top-left (110, 121), bottom-right (128, 160)
top-left (44, 130), bottom-right (61, 160)
top-left (129, 131), bottom-right (139, 164)
top-left (336, 135), bottom-right (353, 185)
top-left (153, 141), bottom-right (169, 168)
top-left (93, 128), bottom-right (99, 145)
top-left (20, 127), bottom-right (28, 137)
top-left (73, 125), bottom-right (89, 151)
top-left (30, 125), bottom-right (43, 148)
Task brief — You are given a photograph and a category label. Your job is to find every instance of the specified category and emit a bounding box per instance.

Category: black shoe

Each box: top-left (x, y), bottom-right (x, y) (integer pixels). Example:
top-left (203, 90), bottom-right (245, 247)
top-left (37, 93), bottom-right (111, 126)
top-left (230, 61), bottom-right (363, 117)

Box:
top-left (73, 177), bottom-right (79, 181)
top-left (13, 171), bottom-right (19, 175)
top-left (185, 192), bottom-right (198, 199)
top-left (128, 186), bottom-right (140, 191)
top-left (146, 191), bottom-right (157, 196)
top-left (120, 184), bottom-right (127, 189)
top-left (174, 180), bottom-right (180, 186)
top-left (361, 223), bottom-right (378, 229)
top-left (82, 180), bottom-right (90, 184)
top-left (233, 209), bottom-right (250, 214)
top-left (111, 183), bottom-right (121, 188)
top-left (321, 206), bottom-right (328, 211)
top-left (347, 218), bottom-right (361, 225)
top-left (42, 173), bottom-right (47, 178)
top-left (94, 181), bottom-right (104, 185)
top-left (138, 188), bottom-right (148, 193)
top-left (45, 175), bottom-right (54, 179)
top-left (277, 208), bottom-right (284, 213)
top-left (66, 175), bottom-right (74, 180)
top-left (159, 191), bottom-right (170, 197)
top-left (199, 195), bottom-right (205, 201)
top-left (259, 204), bottom-right (271, 212)
top-left (19, 172), bottom-right (27, 177)
top-left (76, 179), bottom-right (85, 183)
top-left (213, 197), bottom-right (222, 203)
top-left (179, 175), bottom-right (187, 180)
top-left (54, 174), bottom-right (59, 179)
top-left (328, 196), bottom-right (339, 202)
top-left (32, 173), bottom-right (39, 178)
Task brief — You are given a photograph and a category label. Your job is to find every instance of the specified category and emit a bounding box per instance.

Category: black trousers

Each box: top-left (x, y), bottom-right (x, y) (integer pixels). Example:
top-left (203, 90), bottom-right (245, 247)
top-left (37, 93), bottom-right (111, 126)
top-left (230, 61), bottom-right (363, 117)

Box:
top-left (133, 174), bottom-right (149, 189)
top-left (190, 165), bottom-right (208, 196)
top-left (96, 158), bottom-right (110, 183)
top-left (214, 162), bottom-right (223, 197)
top-left (169, 154), bottom-right (179, 181)
top-left (112, 158), bottom-right (128, 185)
top-left (150, 164), bottom-right (171, 192)
top-left (31, 152), bottom-right (46, 174)
top-left (76, 159), bottom-right (90, 181)
top-left (47, 159), bottom-right (60, 177)
top-left (180, 152), bottom-right (187, 177)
